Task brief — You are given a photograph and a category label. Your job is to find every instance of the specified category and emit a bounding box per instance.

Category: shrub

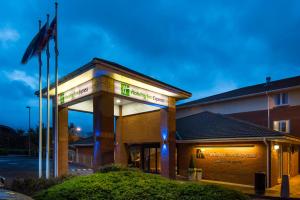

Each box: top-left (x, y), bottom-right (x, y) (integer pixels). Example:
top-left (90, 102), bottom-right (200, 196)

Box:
top-left (95, 163), bottom-right (139, 173)
top-left (7, 148), bottom-right (28, 155)
top-left (10, 174), bottom-right (73, 196)
top-left (34, 170), bottom-right (250, 200)
top-left (0, 148), bottom-right (8, 155)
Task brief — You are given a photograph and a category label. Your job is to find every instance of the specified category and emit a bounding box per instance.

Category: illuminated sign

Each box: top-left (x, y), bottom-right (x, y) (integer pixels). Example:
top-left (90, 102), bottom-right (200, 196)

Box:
top-left (115, 81), bottom-right (168, 106)
top-left (58, 79), bottom-right (169, 106)
top-left (58, 80), bottom-right (93, 105)
top-left (206, 152), bottom-right (256, 158)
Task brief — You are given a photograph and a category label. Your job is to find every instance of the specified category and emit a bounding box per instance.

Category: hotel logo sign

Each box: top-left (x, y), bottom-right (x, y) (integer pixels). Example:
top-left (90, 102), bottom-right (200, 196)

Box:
top-left (58, 80), bottom-right (93, 105)
top-left (121, 82), bottom-right (130, 96)
top-left (115, 81), bottom-right (169, 106)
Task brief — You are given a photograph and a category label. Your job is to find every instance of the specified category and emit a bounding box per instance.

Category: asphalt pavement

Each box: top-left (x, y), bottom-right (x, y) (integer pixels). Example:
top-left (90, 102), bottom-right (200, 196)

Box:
top-left (0, 189), bottom-right (32, 200)
top-left (0, 155), bottom-right (88, 185)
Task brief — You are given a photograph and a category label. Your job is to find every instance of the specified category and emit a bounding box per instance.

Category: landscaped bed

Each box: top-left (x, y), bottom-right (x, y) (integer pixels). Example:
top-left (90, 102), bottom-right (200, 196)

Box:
top-left (33, 169), bottom-right (249, 200)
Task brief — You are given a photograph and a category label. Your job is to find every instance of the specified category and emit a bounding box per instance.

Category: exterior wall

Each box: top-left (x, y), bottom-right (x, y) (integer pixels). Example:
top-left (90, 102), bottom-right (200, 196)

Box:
top-left (270, 142), bottom-right (281, 187)
top-left (290, 145), bottom-right (299, 177)
top-left (122, 110), bottom-right (162, 143)
top-left (116, 104), bottom-right (177, 179)
top-left (177, 88), bottom-right (300, 137)
top-left (228, 105), bottom-right (300, 137)
top-left (228, 110), bottom-right (268, 127)
top-left (270, 143), bottom-right (299, 187)
top-left (177, 142), bottom-right (267, 186)
top-left (269, 105), bottom-right (300, 137)
top-left (178, 88), bottom-right (300, 119)
top-left (76, 146), bottom-right (94, 167)
top-left (177, 95), bottom-right (268, 119)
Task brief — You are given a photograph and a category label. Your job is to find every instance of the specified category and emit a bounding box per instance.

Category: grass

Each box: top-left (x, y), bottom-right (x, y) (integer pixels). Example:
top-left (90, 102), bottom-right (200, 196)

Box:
top-left (34, 170), bottom-right (250, 200)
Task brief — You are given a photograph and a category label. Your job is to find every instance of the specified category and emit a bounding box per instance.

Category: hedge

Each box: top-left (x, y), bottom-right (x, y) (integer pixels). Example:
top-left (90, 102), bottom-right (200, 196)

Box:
top-left (10, 175), bottom-right (73, 196)
top-left (34, 170), bottom-right (249, 200)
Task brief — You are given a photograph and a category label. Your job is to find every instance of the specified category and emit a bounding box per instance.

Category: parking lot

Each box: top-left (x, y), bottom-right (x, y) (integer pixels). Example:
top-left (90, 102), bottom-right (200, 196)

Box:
top-left (0, 155), bottom-right (88, 185)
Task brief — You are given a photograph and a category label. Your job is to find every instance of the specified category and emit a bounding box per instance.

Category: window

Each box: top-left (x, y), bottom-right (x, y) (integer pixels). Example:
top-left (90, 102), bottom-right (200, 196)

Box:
top-left (273, 120), bottom-right (290, 133)
top-left (274, 93), bottom-right (288, 106)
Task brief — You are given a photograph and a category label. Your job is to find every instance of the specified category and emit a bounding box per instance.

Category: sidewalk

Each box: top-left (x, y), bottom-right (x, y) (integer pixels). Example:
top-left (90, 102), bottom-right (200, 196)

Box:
top-left (198, 175), bottom-right (300, 199)
top-left (0, 189), bottom-right (32, 200)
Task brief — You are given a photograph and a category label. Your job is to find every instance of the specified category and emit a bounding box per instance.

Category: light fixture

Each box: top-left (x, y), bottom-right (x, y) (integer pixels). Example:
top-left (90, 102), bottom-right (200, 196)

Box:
top-left (76, 127), bottom-right (81, 132)
top-left (116, 99), bottom-right (121, 104)
top-left (274, 144), bottom-right (280, 150)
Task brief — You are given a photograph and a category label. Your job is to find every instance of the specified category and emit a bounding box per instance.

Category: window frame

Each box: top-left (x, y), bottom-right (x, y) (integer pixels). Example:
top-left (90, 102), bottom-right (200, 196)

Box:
top-left (273, 120), bottom-right (290, 133)
top-left (274, 93), bottom-right (289, 106)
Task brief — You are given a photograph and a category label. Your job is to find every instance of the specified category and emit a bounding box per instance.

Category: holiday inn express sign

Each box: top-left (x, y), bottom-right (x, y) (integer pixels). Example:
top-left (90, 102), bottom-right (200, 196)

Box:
top-left (58, 80), bottom-right (93, 105)
top-left (58, 78), bottom-right (169, 106)
top-left (114, 81), bottom-right (168, 106)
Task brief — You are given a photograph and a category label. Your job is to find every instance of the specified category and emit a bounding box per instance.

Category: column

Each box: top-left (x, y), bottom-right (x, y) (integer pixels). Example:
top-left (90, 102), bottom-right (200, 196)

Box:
top-left (93, 91), bottom-right (115, 168)
top-left (160, 97), bottom-right (176, 179)
top-left (58, 106), bottom-right (68, 176)
top-left (115, 105), bottom-right (128, 165)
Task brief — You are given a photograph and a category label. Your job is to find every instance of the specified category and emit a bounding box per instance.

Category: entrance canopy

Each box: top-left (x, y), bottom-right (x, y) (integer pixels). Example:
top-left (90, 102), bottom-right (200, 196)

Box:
top-left (41, 58), bottom-right (191, 111)
top-left (37, 58), bottom-right (191, 178)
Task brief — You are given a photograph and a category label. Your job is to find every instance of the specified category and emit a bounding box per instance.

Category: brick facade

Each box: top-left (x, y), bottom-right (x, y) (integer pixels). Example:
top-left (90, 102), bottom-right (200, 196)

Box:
top-left (178, 141), bottom-right (299, 187)
top-left (177, 142), bottom-right (267, 186)
top-left (228, 105), bottom-right (300, 137)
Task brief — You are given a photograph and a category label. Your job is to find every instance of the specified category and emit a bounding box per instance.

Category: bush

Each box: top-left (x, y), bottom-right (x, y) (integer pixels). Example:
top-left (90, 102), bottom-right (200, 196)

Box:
top-left (7, 148), bottom-right (28, 155)
top-left (10, 175), bottom-right (73, 196)
top-left (34, 170), bottom-right (249, 200)
top-left (95, 163), bottom-right (138, 173)
top-left (0, 148), bottom-right (8, 155)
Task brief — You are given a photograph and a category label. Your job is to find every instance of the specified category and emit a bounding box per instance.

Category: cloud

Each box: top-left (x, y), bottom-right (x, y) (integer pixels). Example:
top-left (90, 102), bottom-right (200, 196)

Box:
top-left (3, 70), bottom-right (37, 90)
top-left (1, 0), bottom-right (300, 130)
top-left (0, 27), bottom-right (20, 47)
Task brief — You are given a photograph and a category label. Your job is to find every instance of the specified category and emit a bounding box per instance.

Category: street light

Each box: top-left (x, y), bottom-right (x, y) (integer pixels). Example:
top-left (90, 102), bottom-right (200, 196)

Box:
top-left (26, 106), bottom-right (31, 155)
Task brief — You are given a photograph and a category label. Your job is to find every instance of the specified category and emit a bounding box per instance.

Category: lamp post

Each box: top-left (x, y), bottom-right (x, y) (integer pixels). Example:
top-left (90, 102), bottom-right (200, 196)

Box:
top-left (26, 106), bottom-right (31, 155)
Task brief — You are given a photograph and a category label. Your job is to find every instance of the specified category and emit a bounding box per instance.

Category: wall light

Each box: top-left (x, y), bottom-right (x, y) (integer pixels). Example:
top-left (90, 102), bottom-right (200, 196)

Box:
top-left (274, 144), bottom-right (280, 150)
top-left (116, 99), bottom-right (121, 104)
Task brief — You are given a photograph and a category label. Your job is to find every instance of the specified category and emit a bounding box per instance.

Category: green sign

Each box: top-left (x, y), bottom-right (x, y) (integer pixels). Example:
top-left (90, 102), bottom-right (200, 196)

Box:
top-left (115, 81), bottom-right (168, 106)
top-left (121, 82), bottom-right (130, 96)
top-left (59, 92), bottom-right (65, 104)
top-left (58, 80), bottom-right (93, 105)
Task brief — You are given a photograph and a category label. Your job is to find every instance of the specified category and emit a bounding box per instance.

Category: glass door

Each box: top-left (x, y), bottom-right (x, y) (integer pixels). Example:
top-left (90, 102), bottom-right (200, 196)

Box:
top-left (143, 144), bottom-right (160, 174)
top-left (128, 143), bottom-right (161, 174)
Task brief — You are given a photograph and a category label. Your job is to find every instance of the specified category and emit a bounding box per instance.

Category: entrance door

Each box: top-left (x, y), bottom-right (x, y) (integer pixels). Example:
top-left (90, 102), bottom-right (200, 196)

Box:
top-left (143, 146), bottom-right (161, 173)
top-left (128, 143), bottom-right (160, 174)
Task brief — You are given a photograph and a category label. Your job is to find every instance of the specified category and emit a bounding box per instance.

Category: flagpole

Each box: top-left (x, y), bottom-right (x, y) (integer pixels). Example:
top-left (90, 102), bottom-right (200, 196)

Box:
top-left (38, 20), bottom-right (43, 179)
top-left (54, 2), bottom-right (59, 177)
top-left (46, 14), bottom-right (50, 179)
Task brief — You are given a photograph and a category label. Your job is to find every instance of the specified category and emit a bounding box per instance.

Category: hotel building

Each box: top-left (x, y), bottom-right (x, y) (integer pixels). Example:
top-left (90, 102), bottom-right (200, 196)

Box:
top-left (43, 58), bottom-right (300, 188)
top-left (177, 76), bottom-right (300, 187)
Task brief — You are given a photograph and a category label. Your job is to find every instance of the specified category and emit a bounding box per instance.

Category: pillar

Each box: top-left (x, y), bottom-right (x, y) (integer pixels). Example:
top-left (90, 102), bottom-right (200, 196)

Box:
top-left (160, 97), bottom-right (176, 179)
top-left (115, 105), bottom-right (128, 165)
top-left (58, 106), bottom-right (68, 176)
top-left (93, 91), bottom-right (115, 168)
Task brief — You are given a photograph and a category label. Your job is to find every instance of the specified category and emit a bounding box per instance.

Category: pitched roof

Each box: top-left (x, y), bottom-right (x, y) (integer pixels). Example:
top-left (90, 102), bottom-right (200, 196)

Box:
top-left (178, 75), bottom-right (300, 107)
top-left (176, 111), bottom-right (286, 140)
top-left (93, 58), bottom-right (191, 96)
top-left (38, 57), bottom-right (191, 97)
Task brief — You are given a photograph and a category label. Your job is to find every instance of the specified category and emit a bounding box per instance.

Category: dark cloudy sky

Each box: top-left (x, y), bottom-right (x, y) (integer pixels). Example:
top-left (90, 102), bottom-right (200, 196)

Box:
top-left (1, 0), bottom-right (300, 133)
